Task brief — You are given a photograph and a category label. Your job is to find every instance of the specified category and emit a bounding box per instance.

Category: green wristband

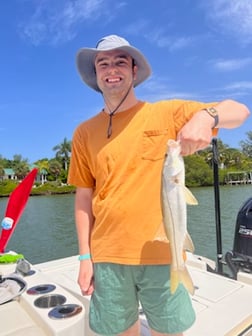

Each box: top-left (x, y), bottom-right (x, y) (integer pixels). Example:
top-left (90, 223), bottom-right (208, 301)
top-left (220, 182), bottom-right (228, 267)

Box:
top-left (78, 253), bottom-right (91, 261)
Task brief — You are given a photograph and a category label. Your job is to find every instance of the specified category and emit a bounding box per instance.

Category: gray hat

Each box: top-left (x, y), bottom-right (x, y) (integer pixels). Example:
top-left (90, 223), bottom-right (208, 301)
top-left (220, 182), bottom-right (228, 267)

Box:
top-left (76, 35), bottom-right (152, 92)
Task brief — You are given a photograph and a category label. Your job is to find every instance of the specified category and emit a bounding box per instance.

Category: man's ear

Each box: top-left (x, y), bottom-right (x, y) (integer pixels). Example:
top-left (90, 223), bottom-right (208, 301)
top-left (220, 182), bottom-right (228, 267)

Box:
top-left (133, 64), bottom-right (137, 81)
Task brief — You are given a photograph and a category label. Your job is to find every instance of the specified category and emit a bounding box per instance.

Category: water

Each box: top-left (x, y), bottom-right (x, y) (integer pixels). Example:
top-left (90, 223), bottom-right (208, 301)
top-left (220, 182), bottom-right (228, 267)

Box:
top-left (187, 186), bottom-right (251, 261)
top-left (0, 194), bottom-right (78, 264)
top-left (0, 185), bottom-right (251, 265)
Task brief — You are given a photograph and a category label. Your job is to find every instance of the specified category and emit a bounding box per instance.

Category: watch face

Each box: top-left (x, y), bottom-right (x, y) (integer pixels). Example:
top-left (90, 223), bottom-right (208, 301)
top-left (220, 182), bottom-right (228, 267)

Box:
top-left (208, 107), bottom-right (218, 116)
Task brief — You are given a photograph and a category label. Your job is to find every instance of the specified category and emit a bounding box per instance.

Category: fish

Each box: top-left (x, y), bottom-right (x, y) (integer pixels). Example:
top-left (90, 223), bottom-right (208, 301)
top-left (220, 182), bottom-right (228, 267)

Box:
top-left (161, 139), bottom-right (198, 295)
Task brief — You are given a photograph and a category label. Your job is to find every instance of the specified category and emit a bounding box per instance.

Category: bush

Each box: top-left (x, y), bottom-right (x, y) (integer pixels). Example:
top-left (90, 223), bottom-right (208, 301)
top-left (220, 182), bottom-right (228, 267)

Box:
top-left (30, 182), bottom-right (75, 195)
top-left (0, 180), bottom-right (19, 196)
top-left (0, 180), bottom-right (75, 197)
top-left (184, 155), bottom-right (213, 187)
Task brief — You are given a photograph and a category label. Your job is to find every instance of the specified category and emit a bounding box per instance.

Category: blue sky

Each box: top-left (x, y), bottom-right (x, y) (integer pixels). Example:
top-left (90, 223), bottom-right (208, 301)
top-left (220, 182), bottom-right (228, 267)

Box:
top-left (0, 0), bottom-right (251, 163)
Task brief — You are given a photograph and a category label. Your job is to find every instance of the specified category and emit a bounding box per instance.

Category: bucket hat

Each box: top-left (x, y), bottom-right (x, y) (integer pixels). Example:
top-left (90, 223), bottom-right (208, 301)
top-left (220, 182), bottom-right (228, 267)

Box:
top-left (76, 35), bottom-right (151, 92)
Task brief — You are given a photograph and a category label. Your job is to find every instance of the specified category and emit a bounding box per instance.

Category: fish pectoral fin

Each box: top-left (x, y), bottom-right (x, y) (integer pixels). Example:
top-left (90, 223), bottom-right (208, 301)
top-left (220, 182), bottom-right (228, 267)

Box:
top-left (184, 232), bottom-right (195, 252)
top-left (170, 267), bottom-right (195, 296)
top-left (183, 185), bottom-right (198, 205)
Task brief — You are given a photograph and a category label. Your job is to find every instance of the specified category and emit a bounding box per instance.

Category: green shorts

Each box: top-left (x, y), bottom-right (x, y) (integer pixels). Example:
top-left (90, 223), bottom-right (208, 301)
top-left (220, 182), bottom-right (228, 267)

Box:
top-left (89, 263), bottom-right (195, 335)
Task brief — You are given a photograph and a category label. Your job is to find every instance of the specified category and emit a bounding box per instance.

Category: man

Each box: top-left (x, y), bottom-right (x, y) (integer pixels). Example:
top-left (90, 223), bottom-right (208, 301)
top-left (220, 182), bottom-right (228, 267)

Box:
top-left (68, 35), bottom-right (249, 336)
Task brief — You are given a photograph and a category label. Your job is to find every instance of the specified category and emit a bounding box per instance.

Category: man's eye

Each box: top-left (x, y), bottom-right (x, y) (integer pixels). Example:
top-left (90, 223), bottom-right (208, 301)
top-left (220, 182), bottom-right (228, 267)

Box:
top-left (98, 63), bottom-right (108, 68)
top-left (117, 60), bottom-right (127, 66)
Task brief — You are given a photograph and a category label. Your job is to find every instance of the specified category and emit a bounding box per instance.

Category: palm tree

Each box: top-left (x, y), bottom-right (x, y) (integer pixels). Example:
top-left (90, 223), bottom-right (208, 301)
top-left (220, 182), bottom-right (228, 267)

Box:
top-left (53, 138), bottom-right (71, 171)
top-left (200, 139), bottom-right (230, 169)
top-left (12, 154), bottom-right (29, 180)
top-left (48, 159), bottom-right (62, 181)
top-left (35, 159), bottom-right (49, 184)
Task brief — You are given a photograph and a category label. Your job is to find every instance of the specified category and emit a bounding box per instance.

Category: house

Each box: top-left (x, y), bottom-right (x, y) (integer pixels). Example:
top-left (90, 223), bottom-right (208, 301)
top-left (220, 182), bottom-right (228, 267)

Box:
top-left (2, 168), bottom-right (16, 180)
top-left (1, 167), bottom-right (47, 184)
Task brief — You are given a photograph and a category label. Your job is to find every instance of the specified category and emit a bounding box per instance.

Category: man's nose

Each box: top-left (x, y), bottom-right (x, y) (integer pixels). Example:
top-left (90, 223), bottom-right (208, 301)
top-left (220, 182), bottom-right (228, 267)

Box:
top-left (107, 63), bottom-right (118, 72)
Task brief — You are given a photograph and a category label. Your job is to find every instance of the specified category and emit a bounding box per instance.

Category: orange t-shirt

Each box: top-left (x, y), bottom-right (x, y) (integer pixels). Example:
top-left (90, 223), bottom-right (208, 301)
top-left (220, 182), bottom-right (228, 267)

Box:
top-left (68, 100), bottom-right (216, 265)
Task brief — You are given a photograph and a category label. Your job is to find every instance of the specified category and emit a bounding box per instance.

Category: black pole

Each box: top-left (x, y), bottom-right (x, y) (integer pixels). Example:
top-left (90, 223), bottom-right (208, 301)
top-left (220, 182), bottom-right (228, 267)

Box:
top-left (212, 138), bottom-right (223, 274)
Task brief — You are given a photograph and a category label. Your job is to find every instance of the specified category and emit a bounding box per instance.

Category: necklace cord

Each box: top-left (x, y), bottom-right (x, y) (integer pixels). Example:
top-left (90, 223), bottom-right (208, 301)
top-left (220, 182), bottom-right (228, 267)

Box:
top-left (105, 82), bottom-right (133, 138)
top-left (107, 114), bottom-right (113, 138)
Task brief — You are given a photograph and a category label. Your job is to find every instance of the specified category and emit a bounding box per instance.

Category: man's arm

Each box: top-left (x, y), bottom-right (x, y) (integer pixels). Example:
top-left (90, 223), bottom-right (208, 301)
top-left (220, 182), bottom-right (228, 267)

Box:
top-left (178, 99), bottom-right (250, 156)
top-left (75, 187), bottom-right (95, 295)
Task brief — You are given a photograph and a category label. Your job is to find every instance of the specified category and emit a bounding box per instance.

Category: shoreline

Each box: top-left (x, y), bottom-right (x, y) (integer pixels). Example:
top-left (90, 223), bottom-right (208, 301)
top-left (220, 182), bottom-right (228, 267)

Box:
top-left (0, 185), bottom-right (76, 198)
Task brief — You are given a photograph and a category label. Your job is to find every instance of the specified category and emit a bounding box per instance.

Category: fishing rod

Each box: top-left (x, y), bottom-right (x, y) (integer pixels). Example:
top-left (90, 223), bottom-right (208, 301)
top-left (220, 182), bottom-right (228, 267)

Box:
top-left (212, 138), bottom-right (223, 274)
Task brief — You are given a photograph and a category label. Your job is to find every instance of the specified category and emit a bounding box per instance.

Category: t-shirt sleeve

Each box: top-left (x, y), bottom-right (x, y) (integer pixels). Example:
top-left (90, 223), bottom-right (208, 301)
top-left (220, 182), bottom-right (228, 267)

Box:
top-left (67, 126), bottom-right (95, 188)
top-left (172, 99), bottom-right (219, 134)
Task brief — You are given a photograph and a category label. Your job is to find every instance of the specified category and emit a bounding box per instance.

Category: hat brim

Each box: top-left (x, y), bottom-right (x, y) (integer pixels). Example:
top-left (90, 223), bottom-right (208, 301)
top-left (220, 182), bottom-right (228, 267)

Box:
top-left (76, 45), bottom-right (151, 92)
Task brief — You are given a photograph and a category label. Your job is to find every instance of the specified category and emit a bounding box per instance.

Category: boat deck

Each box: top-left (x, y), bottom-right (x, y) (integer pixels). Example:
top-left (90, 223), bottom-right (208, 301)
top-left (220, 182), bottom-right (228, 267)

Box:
top-left (1, 254), bottom-right (252, 336)
top-left (35, 254), bottom-right (252, 336)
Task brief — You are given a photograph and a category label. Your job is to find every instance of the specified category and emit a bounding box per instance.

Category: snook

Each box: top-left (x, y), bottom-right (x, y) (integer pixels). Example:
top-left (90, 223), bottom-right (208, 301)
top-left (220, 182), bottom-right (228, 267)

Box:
top-left (161, 139), bottom-right (198, 295)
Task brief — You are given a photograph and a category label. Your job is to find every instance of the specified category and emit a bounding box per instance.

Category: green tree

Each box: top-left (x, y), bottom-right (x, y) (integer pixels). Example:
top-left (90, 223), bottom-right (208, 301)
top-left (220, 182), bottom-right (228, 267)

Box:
top-left (200, 139), bottom-right (230, 169)
top-left (240, 131), bottom-right (252, 158)
top-left (0, 165), bottom-right (5, 181)
top-left (48, 159), bottom-right (62, 181)
top-left (34, 159), bottom-right (49, 184)
top-left (12, 154), bottom-right (29, 180)
top-left (184, 155), bottom-right (213, 187)
top-left (224, 148), bottom-right (247, 170)
top-left (34, 159), bottom-right (49, 172)
top-left (53, 137), bottom-right (71, 171)
top-left (0, 155), bottom-right (12, 168)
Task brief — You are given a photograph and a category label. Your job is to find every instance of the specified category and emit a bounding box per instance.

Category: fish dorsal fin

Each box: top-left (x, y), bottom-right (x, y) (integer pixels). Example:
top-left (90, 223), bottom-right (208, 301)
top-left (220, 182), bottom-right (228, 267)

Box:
top-left (182, 185), bottom-right (198, 205)
top-left (184, 232), bottom-right (195, 253)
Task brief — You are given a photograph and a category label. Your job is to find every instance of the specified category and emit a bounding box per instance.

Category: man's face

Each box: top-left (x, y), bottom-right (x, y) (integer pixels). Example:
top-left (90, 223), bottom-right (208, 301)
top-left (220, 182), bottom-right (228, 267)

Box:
top-left (94, 50), bottom-right (137, 96)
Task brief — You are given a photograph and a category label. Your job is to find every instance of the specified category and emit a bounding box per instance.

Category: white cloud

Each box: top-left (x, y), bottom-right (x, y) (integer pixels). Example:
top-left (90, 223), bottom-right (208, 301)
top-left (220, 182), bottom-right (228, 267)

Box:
top-left (124, 20), bottom-right (194, 52)
top-left (168, 37), bottom-right (195, 51)
top-left (211, 58), bottom-right (252, 71)
top-left (211, 81), bottom-right (252, 100)
top-left (18, 0), bottom-right (105, 45)
top-left (224, 81), bottom-right (252, 91)
top-left (204, 0), bottom-right (252, 44)
top-left (123, 19), bottom-right (149, 36)
top-left (150, 34), bottom-right (193, 51)
top-left (137, 77), bottom-right (203, 102)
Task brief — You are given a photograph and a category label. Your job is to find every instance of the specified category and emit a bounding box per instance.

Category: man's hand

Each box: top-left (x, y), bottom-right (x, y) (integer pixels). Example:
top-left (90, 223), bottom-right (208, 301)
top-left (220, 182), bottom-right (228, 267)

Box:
top-left (177, 110), bottom-right (214, 156)
top-left (78, 259), bottom-right (94, 296)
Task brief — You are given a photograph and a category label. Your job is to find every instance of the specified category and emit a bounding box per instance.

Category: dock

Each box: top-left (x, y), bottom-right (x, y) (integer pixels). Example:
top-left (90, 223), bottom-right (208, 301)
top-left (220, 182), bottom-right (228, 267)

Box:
top-left (225, 171), bottom-right (252, 185)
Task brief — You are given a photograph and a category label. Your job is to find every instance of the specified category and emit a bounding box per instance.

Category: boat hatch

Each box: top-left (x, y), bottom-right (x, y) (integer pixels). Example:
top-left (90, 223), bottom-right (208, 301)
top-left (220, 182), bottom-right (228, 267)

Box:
top-left (34, 293), bottom-right (66, 308)
top-left (27, 283), bottom-right (56, 295)
top-left (48, 303), bottom-right (83, 319)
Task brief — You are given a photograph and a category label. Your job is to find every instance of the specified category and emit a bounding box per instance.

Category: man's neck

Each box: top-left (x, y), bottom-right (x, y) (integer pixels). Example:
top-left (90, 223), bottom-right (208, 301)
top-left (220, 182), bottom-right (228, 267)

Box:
top-left (103, 90), bottom-right (138, 115)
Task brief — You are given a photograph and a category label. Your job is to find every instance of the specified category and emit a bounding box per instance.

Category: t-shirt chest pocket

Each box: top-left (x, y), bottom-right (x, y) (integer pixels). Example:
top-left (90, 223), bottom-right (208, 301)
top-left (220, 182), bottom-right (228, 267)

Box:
top-left (142, 129), bottom-right (169, 161)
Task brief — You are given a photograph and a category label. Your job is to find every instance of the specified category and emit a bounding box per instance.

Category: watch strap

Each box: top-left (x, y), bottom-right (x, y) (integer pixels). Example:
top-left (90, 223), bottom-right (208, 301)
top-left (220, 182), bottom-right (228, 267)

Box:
top-left (203, 107), bottom-right (219, 128)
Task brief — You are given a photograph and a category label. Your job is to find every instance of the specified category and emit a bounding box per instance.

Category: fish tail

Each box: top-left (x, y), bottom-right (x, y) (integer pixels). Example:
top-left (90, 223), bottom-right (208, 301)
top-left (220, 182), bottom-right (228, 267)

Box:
top-left (170, 266), bottom-right (195, 295)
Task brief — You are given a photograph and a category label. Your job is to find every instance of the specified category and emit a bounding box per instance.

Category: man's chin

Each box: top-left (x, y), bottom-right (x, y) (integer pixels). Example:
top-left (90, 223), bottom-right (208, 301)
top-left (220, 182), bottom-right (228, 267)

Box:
top-left (102, 85), bottom-right (125, 95)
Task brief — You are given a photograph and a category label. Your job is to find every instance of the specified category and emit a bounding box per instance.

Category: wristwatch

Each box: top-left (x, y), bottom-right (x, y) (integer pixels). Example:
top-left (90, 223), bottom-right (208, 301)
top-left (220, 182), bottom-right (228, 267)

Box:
top-left (203, 107), bottom-right (219, 128)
